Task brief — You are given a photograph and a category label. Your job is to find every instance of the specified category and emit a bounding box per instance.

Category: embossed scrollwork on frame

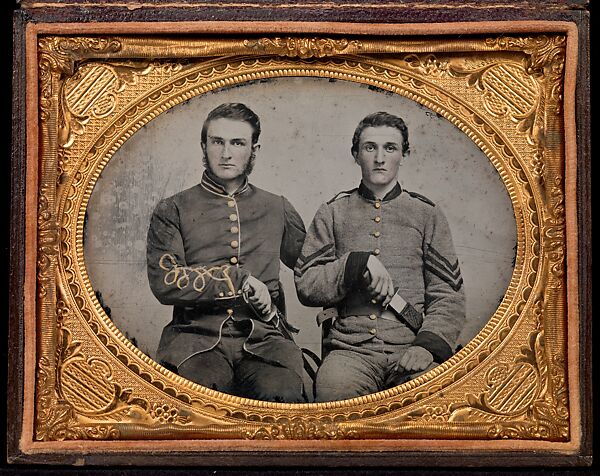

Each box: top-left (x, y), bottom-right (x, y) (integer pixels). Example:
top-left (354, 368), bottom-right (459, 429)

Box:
top-left (404, 35), bottom-right (566, 186)
top-left (405, 52), bottom-right (543, 147)
top-left (243, 37), bottom-right (362, 59)
top-left (485, 35), bottom-right (566, 110)
top-left (35, 33), bottom-right (572, 442)
top-left (59, 61), bottom-right (153, 148)
top-left (447, 298), bottom-right (569, 441)
top-left (243, 418), bottom-right (357, 440)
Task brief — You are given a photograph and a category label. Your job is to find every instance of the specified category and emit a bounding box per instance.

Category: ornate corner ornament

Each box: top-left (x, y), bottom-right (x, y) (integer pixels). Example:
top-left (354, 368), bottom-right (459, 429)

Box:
top-left (34, 33), bottom-right (570, 442)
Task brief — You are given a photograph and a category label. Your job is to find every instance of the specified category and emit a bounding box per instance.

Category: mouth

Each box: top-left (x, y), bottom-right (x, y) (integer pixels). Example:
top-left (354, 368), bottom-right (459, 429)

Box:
top-left (373, 168), bottom-right (387, 172)
top-left (219, 164), bottom-right (235, 168)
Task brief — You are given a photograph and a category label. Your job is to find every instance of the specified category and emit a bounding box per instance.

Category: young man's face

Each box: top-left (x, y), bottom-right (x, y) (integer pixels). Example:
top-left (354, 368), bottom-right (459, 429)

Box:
top-left (353, 126), bottom-right (404, 190)
top-left (203, 117), bottom-right (258, 184)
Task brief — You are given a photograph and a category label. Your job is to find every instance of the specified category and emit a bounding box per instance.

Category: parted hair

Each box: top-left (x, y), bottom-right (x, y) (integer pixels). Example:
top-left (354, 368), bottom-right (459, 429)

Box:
top-left (201, 103), bottom-right (261, 146)
top-left (351, 112), bottom-right (410, 157)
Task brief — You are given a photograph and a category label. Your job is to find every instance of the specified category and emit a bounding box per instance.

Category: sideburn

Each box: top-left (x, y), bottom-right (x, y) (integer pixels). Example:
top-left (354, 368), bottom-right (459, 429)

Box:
top-left (201, 152), bottom-right (256, 176)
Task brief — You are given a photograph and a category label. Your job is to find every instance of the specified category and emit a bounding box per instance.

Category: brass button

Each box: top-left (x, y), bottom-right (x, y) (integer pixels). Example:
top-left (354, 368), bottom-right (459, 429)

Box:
top-left (369, 314), bottom-right (377, 320)
top-left (230, 226), bottom-right (239, 233)
top-left (227, 200), bottom-right (236, 208)
top-left (218, 292), bottom-right (225, 297)
top-left (227, 291), bottom-right (234, 296)
top-left (373, 248), bottom-right (381, 256)
top-left (374, 202), bottom-right (381, 209)
top-left (369, 328), bottom-right (377, 335)
top-left (373, 231), bottom-right (381, 238)
top-left (230, 240), bottom-right (239, 249)
top-left (230, 256), bottom-right (238, 264)
top-left (229, 213), bottom-right (238, 221)
top-left (374, 216), bottom-right (381, 223)
top-left (371, 298), bottom-right (378, 304)
top-left (226, 308), bottom-right (234, 316)
top-left (237, 290), bottom-right (243, 295)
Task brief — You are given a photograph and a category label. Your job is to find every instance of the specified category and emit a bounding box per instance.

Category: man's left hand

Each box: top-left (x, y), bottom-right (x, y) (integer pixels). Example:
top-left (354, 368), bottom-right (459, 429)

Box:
top-left (243, 275), bottom-right (272, 317)
top-left (396, 346), bottom-right (434, 372)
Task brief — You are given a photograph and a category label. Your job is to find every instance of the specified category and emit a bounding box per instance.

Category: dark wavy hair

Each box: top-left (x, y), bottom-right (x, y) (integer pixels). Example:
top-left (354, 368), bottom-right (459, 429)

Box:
top-left (200, 103), bottom-right (261, 147)
top-left (351, 112), bottom-right (410, 157)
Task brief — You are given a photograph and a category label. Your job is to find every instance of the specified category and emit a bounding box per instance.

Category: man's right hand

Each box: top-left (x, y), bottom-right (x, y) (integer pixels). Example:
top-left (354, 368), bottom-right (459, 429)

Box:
top-left (364, 255), bottom-right (395, 307)
top-left (242, 275), bottom-right (272, 317)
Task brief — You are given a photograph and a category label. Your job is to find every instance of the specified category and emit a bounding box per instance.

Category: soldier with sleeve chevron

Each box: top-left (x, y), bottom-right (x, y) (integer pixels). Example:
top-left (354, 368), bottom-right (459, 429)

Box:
top-left (295, 111), bottom-right (466, 402)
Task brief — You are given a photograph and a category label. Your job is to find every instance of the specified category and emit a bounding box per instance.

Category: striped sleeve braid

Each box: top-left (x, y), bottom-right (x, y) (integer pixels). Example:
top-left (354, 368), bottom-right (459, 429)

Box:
top-left (425, 244), bottom-right (464, 292)
top-left (415, 205), bottom-right (466, 362)
top-left (294, 203), bottom-right (358, 307)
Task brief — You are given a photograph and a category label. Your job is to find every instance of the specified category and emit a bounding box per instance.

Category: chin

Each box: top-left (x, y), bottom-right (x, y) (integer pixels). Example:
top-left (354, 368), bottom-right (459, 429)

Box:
top-left (214, 169), bottom-right (243, 181)
top-left (369, 176), bottom-right (393, 186)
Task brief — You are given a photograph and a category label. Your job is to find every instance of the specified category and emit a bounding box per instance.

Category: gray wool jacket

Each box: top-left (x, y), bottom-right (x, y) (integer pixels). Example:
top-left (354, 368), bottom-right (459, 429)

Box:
top-left (294, 181), bottom-right (466, 363)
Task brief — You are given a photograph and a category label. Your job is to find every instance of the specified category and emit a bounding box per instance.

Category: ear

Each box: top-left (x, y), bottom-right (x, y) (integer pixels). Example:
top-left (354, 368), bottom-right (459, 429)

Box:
top-left (351, 149), bottom-right (359, 164)
top-left (252, 143), bottom-right (261, 154)
top-left (201, 141), bottom-right (207, 155)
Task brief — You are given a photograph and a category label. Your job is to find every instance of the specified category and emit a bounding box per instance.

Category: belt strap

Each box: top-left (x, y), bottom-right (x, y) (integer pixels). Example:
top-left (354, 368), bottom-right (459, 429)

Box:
top-left (338, 301), bottom-right (423, 334)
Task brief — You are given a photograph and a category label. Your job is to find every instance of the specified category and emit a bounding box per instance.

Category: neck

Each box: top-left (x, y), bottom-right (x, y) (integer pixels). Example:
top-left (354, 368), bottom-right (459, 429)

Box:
top-left (363, 180), bottom-right (398, 200)
top-left (206, 170), bottom-right (246, 195)
top-left (221, 177), bottom-right (246, 195)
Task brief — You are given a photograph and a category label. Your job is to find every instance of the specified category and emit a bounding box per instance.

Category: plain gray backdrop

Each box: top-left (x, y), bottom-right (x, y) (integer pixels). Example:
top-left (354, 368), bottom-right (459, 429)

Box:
top-left (84, 77), bottom-right (516, 359)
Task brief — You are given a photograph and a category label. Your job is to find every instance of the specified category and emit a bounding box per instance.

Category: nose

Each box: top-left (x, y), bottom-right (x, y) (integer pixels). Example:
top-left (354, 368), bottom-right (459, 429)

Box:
top-left (222, 142), bottom-right (232, 159)
top-left (375, 147), bottom-right (385, 163)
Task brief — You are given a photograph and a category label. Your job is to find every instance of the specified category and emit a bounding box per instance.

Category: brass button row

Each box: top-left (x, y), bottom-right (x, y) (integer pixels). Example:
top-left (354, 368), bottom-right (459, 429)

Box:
top-left (219, 290), bottom-right (240, 297)
top-left (220, 290), bottom-right (243, 298)
top-left (227, 206), bottom-right (240, 264)
top-left (373, 209), bottom-right (381, 255)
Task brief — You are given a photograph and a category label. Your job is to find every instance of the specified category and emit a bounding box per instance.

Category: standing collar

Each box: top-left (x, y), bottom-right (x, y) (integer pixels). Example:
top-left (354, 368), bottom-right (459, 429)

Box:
top-left (358, 181), bottom-right (403, 202)
top-left (200, 171), bottom-right (250, 197)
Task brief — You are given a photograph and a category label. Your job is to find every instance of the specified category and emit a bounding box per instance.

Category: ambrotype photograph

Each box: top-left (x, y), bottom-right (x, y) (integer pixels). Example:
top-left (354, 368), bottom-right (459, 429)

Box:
top-left (13, 12), bottom-right (585, 461)
top-left (83, 77), bottom-right (516, 403)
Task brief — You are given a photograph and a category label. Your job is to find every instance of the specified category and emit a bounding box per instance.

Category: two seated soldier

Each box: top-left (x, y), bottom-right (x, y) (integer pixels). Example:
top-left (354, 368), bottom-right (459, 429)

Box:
top-left (146, 103), bottom-right (466, 403)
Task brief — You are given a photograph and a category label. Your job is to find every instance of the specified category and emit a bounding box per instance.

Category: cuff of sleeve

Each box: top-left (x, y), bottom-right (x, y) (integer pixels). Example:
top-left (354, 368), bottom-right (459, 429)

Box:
top-left (343, 251), bottom-right (371, 289)
top-left (412, 331), bottom-right (453, 363)
top-left (240, 272), bottom-right (251, 292)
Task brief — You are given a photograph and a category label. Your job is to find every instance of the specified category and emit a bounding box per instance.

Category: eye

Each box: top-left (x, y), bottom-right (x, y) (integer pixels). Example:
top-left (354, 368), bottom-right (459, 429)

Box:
top-left (210, 138), bottom-right (224, 145)
top-left (363, 143), bottom-right (376, 152)
top-left (385, 144), bottom-right (399, 153)
top-left (232, 139), bottom-right (247, 147)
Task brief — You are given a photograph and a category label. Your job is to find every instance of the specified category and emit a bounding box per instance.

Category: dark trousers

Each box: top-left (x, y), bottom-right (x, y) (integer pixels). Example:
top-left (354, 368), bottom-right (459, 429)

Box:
top-left (177, 320), bottom-right (305, 403)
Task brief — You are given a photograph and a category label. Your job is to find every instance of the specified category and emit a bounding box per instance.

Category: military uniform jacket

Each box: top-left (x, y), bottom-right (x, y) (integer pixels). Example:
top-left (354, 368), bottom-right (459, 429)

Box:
top-left (147, 172), bottom-right (306, 372)
top-left (295, 182), bottom-right (465, 363)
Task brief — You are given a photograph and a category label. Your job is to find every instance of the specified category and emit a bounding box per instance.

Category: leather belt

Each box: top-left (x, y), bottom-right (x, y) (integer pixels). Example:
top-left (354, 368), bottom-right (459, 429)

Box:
top-left (337, 293), bottom-right (423, 334)
top-left (189, 300), bottom-right (254, 316)
top-left (337, 302), bottom-right (401, 322)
